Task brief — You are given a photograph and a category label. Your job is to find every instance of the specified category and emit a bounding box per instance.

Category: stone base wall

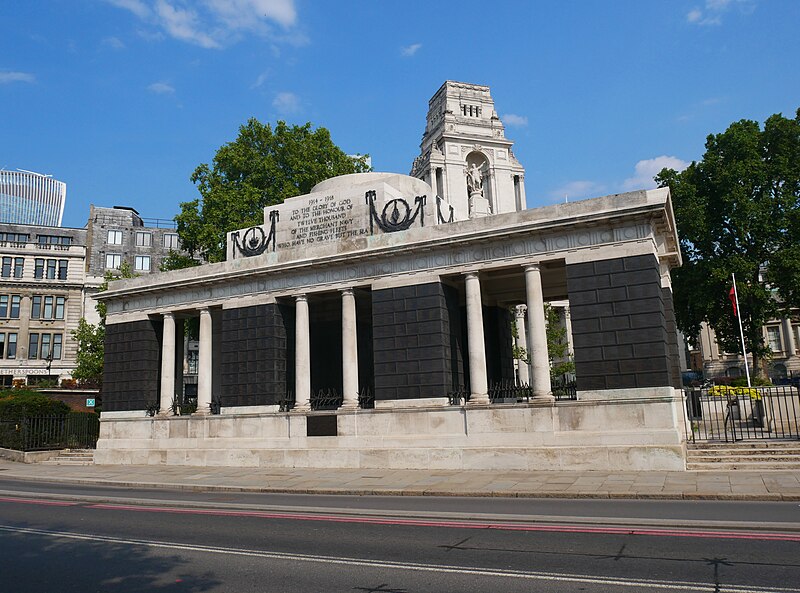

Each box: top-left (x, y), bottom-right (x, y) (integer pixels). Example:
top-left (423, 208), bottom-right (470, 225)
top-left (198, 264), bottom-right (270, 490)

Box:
top-left (95, 388), bottom-right (687, 471)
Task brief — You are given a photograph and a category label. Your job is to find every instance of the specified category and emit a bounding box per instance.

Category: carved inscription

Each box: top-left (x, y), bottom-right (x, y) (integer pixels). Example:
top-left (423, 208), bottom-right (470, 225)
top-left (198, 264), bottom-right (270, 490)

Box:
top-left (277, 194), bottom-right (369, 249)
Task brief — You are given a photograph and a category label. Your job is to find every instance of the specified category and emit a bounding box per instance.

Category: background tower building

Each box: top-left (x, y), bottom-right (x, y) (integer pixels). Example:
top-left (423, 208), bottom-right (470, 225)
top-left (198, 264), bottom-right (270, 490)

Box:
top-left (0, 169), bottom-right (67, 227)
top-left (410, 81), bottom-right (527, 220)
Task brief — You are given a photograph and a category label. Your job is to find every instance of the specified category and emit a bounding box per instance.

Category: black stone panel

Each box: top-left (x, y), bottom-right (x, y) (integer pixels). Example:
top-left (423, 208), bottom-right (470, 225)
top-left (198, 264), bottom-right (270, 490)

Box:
top-left (567, 254), bottom-right (671, 391)
top-left (102, 319), bottom-right (162, 412)
top-left (662, 287), bottom-right (683, 388)
top-left (220, 303), bottom-right (290, 407)
top-left (309, 297), bottom-right (342, 394)
top-left (372, 282), bottom-right (457, 400)
top-left (484, 306), bottom-right (515, 385)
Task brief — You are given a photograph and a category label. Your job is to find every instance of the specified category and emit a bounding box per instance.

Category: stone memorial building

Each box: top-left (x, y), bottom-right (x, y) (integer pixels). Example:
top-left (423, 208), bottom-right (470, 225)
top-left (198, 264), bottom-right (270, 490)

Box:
top-left (95, 82), bottom-right (686, 471)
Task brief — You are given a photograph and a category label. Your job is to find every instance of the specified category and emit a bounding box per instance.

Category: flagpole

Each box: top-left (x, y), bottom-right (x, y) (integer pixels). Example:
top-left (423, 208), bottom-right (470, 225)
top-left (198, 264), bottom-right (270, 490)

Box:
top-left (731, 272), bottom-right (752, 388)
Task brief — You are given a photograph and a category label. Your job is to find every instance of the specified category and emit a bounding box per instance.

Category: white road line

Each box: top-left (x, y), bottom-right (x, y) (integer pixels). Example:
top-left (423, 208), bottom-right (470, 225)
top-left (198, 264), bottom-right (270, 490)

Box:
top-left (0, 524), bottom-right (796, 593)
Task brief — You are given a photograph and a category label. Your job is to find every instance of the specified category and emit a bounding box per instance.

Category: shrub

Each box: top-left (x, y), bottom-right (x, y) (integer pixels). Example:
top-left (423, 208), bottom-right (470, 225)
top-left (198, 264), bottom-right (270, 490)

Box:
top-left (0, 392), bottom-right (71, 421)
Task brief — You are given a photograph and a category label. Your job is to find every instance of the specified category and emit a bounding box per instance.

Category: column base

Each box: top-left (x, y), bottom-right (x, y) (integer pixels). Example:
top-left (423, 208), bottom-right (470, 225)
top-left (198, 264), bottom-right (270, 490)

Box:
top-left (339, 401), bottom-right (359, 411)
top-left (534, 393), bottom-right (556, 403)
top-left (156, 410), bottom-right (172, 417)
top-left (192, 408), bottom-right (211, 416)
top-left (291, 403), bottom-right (311, 413)
top-left (467, 394), bottom-right (491, 406)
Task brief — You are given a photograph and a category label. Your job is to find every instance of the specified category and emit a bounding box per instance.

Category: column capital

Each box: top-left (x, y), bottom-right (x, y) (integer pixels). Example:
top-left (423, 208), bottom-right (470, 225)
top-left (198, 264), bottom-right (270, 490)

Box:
top-left (162, 311), bottom-right (175, 320)
top-left (523, 263), bottom-right (541, 273)
top-left (295, 293), bottom-right (308, 303)
top-left (514, 304), bottom-right (527, 317)
top-left (340, 287), bottom-right (355, 297)
top-left (463, 271), bottom-right (480, 280)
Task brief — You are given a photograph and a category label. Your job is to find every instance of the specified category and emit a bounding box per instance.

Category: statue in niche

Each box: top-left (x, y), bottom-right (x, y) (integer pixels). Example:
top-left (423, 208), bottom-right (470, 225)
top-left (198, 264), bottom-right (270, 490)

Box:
top-left (465, 163), bottom-right (484, 197)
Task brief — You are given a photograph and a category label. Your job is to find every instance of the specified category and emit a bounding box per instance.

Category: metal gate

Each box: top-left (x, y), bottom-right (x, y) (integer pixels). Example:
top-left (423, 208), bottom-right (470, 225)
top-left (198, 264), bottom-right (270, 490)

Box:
top-left (684, 385), bottom-right (800, 442)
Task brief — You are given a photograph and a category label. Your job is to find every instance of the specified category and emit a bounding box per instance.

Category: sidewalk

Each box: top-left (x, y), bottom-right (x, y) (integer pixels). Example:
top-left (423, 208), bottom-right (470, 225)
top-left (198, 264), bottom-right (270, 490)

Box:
top-left (1, 459), bottom-right (799, 500)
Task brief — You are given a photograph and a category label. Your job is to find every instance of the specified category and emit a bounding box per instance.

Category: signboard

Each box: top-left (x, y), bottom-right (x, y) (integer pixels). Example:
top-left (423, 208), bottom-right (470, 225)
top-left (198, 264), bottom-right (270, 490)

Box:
top-left (86, 398), bottom-right (96, 408)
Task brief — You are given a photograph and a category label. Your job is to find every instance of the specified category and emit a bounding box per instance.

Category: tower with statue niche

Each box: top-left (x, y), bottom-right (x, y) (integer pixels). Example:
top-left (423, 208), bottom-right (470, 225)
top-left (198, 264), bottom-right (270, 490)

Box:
top-left (410, 81), bottom-right (527, 220)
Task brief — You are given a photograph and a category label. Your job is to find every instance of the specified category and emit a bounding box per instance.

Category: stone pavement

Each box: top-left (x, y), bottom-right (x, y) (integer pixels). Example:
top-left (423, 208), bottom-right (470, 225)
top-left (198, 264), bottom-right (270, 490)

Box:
top-left (1, 459), bottom-right (799, 500)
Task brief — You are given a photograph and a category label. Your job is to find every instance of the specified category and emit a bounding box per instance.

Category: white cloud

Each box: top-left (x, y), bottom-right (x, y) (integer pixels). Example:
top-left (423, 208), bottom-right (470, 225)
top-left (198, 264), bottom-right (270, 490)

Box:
top-left (107, 0), bottom-right (300, 49)
top-left (686, 0), bottom-right (753, 26)
top-left (272, 91), bottom-right (299, 113)
top-left (400, 43), bottom-right (422, 57)
top-left (102, 36), bottom-right (126, 50)
top-left (502, 113), bottom-right (528, 127)
top-left (148, 81), bottom-right (176, 94)
top-left (0, 71), bottom-right (35, 84)
top-left (547, 180), bottom-right (606, 203)
top-left (251, 70), bottom-right (270, 89)
top-left (155, 0), bottom-right (221, 48)
top-left (105, 0), bottom-right (151, 19)
top-left (622, 155), bottom-right (689, 191)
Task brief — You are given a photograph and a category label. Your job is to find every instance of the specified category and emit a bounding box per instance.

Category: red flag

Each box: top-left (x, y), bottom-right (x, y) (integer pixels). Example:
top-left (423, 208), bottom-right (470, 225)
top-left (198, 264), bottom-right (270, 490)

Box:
top-left (728, 286), bottom-right (737, 317)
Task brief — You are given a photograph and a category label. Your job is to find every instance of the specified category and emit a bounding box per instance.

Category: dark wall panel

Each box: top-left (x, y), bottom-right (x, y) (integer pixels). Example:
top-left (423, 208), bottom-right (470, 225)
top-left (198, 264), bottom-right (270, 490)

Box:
top-left (102, 319), bottom-right (162, 412)
top-left (662, 288), bottom-right (683, 388)
top-left (220, 303), bottom-right (290, 407)
top-left (372, 282), bottom-right (457, 400)
top-left (567, 254), bottom-right (672, 391)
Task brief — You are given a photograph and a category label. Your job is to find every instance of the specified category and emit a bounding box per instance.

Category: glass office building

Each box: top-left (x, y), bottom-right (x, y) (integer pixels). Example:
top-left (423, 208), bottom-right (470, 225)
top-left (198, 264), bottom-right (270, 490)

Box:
top-left (0, 169), bottom-right (66, 227)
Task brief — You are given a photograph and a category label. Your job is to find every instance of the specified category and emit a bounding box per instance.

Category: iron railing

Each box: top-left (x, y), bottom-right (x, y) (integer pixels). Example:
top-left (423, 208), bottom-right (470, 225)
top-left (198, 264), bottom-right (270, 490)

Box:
top-left (0, 414), bottom-right (100, 451)
top-left (684, 385), bottom-right (800, 442)
top-left (449, 378), bottom-right (578, 405)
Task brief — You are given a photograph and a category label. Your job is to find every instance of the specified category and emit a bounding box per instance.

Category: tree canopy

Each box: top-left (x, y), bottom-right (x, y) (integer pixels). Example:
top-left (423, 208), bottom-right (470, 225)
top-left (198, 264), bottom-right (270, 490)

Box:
top-left (176, 119), bottom-right (371, 262)
top-left (657, 108), bottom-right (800, 375)
top-left (71, 262), bottom-right (136, 384)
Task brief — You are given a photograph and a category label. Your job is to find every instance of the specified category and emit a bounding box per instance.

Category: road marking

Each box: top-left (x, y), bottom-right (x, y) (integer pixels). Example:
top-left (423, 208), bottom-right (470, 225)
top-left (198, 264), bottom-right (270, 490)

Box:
top-left (82, 502), bottom-right (800, 542)
top-left (0, 524), bottom-right (796, 593)
top-left (0, 496), bottom-right (78, 507)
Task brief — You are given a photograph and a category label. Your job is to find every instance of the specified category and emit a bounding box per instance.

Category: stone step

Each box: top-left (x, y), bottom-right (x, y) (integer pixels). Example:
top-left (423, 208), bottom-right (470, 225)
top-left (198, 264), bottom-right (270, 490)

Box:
top-left (40, 459), bottom-right (94, 466)
top-left (688, 455), bottom-right (800, 463)
top-left (687, 461), bottom-right (800, 471)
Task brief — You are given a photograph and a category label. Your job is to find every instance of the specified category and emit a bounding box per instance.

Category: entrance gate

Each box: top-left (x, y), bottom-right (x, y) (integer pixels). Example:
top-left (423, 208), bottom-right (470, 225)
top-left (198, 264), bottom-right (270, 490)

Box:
top-left (684, 385), bottom-right (800, 442)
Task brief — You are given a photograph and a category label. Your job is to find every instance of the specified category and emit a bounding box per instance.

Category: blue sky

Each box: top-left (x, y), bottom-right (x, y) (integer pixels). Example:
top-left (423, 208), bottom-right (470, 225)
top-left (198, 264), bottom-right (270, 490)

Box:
top-left (2, 0), bottom-right (798, 229)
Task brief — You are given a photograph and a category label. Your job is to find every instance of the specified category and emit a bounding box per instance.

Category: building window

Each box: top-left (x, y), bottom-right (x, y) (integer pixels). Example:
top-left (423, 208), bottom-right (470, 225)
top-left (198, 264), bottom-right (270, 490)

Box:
top-left (107, 230), bottom-right (123, 245)
top-left (28, 333), bottom-right (39, 359)
top-left (0, 295), bottom-right (22, 319)
top-left (187, 350), bottom-right (199, 375)
top-left (42, 296), bottom-right (54, 320)
top-left (106, 254), bottom-right (122, 269)
top-left (46, 259), bottom-right (56, 279)
top-left (31, 295), bottom-right (41, 319)
top-left (53, 334), bottom-right (62, 359)
top-left (13, 258), bottom-right (24, 278)
top-left (767, 326), bottom-right (782, 353)
top-left (0, 333), bottom-right (4, 358)
top-left (55, 296), bottom-right (65, 320)
top-left (40, 333), bottom-right (51, 360)
top-left (34, 258), bottom-right (44, 279)
top-left (164, 233), bottom-right (179, 249)
top-left (0, 232), bottom-right (29, 243)
top-left (37, 235), bottom-right (72, 246)
top-left (6, 333), bottom-right (17, 359)
top-left (1, 257), bottom-right (10, 278)
top-left (135, 232), bottom-right (152, 247)
top-left (58, 259), bottom-right (68, 280)
top-left (134, 255), bottom-right (151, 271)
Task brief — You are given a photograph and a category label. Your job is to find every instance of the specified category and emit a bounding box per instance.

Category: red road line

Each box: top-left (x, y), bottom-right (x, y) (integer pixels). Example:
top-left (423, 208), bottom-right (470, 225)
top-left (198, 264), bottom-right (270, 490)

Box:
top-left (83, 502), bottom-right (800, 542)
top-left (2, 495), bottom-right (798, 542)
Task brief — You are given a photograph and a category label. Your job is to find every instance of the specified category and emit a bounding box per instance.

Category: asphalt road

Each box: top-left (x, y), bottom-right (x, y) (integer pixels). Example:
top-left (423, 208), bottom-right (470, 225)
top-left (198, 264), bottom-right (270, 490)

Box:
top-left (1, 477), bottom-right (800, 592)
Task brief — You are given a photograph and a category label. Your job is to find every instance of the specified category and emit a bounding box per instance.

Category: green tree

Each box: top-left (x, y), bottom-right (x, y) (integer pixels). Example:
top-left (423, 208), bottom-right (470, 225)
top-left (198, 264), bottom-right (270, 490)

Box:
top-left (159, 250), bottom-right (200, 272)
top-left (70, 261), bottom-right (137, 383)
top-left (176, 118), bottom-right (371, 262)
top-left (511, 304), bottom-right (574, 379)
top-left (657, 109), bottom-right (800, 376)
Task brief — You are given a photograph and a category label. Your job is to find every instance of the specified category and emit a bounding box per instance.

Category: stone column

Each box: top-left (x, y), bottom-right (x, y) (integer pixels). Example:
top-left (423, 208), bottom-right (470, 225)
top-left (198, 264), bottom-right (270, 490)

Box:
top-left (341, 288), bottom-right (359, 409)
top-left (783, 318), bottom-right (796, 356)
top-left (195, 308), bottom-right (212, 415)
top-left (518, 175), bottom-right (527, 210)
top-left (464, 272), bottom-right (489, 405)
top-left (158, 312), bottom-right (176, 415)
top-left (514, 305), bottom-right (530, 385)
top-left (430, 167), bottom-right (438, 198)
top-left (294, 294), bottom-right (311, 412)
top-left (525, 264), bottom-right (553, 400)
